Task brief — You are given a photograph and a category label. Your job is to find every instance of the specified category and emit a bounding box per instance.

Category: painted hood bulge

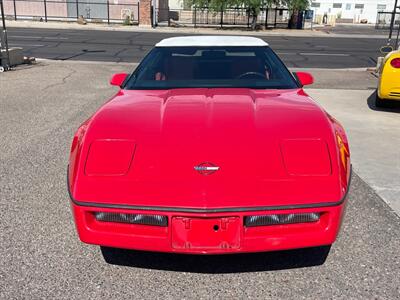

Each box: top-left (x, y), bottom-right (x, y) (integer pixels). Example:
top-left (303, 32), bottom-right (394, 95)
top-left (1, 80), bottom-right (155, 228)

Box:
top-left (69, 88), bottom-right (350, 209)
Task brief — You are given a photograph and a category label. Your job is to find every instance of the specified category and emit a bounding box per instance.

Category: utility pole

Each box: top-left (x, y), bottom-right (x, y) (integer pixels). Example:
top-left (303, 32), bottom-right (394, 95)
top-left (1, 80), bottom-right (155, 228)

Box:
top-left (396, 15), bottom-right (400, 49)
top-left (152, 0), bottom-right (157, 28)
top-left (388, 0), bottom-right (399, 46)
top-left (0, 0), bottom-right (10, 71)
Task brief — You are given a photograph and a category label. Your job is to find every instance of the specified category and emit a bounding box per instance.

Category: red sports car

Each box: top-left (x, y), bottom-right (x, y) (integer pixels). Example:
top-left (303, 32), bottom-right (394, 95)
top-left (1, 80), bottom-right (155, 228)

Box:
top-left (68, 36), bottom-right (351, 257)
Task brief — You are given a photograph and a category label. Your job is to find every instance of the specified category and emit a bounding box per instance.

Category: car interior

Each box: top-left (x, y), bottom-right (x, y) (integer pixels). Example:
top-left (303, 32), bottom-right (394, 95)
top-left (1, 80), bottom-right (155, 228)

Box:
top-left (151, 49), bottom-right (273, 81)
top-left (129, 46), bottom-right (298, 89)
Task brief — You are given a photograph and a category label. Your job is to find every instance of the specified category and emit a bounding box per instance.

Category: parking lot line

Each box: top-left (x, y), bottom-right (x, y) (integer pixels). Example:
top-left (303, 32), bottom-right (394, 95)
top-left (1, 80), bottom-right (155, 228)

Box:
top-left (300, 53), bottom-right (351, 56)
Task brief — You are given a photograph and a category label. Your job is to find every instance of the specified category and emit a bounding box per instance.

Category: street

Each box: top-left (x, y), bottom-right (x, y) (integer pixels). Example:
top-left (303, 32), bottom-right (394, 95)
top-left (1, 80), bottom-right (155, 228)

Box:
top-left (0, 60), bottom-right (399, 298)
top-left (7, 27), bottom-right (386, 68)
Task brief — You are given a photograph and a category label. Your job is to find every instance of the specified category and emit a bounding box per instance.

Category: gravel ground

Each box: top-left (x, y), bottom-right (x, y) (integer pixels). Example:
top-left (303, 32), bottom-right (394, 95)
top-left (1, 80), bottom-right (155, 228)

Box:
top-left (0, 62), bottom-right (399, 299)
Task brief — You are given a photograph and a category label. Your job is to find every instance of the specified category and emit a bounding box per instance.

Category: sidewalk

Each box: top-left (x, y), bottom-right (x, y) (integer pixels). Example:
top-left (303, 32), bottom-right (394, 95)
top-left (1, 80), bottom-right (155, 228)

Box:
top-left (314, 23), bottom-right (389, 37)
top-left (308, 88), bottom-right (400, 216)
top-left (5, 20), bottom-right (388, 39)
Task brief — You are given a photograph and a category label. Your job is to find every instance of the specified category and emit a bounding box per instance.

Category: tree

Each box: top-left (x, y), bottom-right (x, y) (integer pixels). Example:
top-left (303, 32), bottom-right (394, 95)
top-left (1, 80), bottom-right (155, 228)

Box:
top-left (234, 0), bottom-right (271, 30)
top-left (188, 0), bottom-right (272, 30)
top-left (281, 0), bottom-right (309, 28)
top-left (188, 0), bottom-right (309, 30)
top-left (187, 0), bottom-right (231, 11)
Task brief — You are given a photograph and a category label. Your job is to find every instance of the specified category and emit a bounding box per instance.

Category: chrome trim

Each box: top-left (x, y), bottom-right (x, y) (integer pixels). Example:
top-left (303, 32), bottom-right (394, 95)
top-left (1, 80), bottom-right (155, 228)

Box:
top-left (194, 166), bottom-right (220, 171)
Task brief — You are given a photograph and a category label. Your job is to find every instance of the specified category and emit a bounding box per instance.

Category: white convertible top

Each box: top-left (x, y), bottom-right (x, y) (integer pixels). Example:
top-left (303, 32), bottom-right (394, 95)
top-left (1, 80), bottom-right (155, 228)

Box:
top-left (156, 36), bottom-right (268, 47)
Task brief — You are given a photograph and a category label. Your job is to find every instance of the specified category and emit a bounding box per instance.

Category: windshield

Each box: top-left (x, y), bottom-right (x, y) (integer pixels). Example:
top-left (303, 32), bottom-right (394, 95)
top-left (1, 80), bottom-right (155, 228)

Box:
top-left (124, 46), bottom-right (299, 90)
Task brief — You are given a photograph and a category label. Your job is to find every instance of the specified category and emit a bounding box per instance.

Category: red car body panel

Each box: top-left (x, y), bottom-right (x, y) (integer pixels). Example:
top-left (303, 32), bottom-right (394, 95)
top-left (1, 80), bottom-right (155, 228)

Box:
top-left (69, 87), bottom-right (351, 254)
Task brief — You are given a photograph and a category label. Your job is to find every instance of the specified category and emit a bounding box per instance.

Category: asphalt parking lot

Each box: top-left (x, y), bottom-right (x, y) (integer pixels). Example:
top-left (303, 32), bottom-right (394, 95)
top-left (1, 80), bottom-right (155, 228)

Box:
top-left (7, 27), bottom-right (384, 68)
top-left (0, 61), bottom-right (399, 299)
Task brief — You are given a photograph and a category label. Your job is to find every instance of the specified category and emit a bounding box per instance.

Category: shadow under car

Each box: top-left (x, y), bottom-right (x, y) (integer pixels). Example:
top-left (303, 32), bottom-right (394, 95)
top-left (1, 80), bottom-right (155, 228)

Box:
top-left (367, 90), bottom-right (400, 112)
top-left (100, 245), bottom-right (332, 273)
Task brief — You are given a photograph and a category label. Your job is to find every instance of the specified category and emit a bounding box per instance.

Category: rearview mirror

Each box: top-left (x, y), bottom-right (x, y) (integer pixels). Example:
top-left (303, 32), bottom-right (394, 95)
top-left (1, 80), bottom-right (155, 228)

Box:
top-left (294, 72), bottom-right (314, 86)
top-left (110, 73), bottom-right (128, 87)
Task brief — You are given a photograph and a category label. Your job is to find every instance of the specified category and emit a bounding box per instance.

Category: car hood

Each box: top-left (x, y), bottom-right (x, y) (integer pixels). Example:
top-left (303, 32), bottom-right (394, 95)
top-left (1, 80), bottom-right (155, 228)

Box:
top-left (70, 88), bottom-right (347, 209)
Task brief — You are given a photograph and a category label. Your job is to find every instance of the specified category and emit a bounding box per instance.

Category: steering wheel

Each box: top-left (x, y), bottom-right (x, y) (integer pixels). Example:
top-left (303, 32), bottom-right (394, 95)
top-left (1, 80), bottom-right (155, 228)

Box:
top-left (236, 72), bottom-right (267, 80)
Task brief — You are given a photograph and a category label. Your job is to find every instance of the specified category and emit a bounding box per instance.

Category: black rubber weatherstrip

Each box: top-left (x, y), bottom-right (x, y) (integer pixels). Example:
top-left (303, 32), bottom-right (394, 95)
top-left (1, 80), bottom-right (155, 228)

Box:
top-left (67, 166), bottom-right (352, 213)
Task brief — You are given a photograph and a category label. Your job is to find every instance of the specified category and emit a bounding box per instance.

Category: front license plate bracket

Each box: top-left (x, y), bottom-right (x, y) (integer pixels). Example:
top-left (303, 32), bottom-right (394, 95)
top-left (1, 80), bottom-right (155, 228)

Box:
top-left (171, 217), bottom-right (241, 250)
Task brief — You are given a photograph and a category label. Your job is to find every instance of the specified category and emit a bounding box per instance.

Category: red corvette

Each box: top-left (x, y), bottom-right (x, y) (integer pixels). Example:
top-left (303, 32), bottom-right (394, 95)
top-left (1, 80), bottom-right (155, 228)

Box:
top-left (68, 36), bottom-right (350, 257)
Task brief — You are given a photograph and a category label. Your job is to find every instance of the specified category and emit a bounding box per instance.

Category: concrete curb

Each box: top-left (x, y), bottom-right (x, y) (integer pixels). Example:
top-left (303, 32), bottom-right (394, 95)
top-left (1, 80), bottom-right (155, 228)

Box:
top-left (35, 58), bottom-right (138, 66)
top-left (291, 67), bottom-right (371, 72)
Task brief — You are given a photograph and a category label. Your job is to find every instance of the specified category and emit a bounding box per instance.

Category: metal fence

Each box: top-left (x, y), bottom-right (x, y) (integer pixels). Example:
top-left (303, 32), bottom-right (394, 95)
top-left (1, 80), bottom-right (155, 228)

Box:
top-left (156, 7), bottom-right (292, 29)
top-left (376, 11), bottom-right (400, 29)
top-left (2, 0), bottom-right (139, 24)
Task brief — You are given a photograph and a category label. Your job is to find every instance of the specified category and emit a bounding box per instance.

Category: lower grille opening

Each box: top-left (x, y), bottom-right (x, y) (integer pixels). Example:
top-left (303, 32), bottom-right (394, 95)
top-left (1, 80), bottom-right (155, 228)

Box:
top-left (94, 212), bottom-right (168, 227)
top-left (244, 212), bottom-right (321, 227)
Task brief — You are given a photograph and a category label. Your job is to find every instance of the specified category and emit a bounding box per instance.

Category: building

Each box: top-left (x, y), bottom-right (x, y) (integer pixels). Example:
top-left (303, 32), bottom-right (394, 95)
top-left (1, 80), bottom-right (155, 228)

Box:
top-left (310, 0), bottom-right (395, 24)
top-left (3, 0), bottom-right (140, 22)
top-left (3, 0), bottom-right (395, 25)
top-left (169, 0), bottom-right (189, 10)
top-left (2, 0), bottom-right (168, 26)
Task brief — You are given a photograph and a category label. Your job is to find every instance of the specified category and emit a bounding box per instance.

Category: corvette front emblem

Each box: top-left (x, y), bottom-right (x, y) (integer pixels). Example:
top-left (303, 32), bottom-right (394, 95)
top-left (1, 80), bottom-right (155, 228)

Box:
top-left (194, 162), bottom-right (220, 175)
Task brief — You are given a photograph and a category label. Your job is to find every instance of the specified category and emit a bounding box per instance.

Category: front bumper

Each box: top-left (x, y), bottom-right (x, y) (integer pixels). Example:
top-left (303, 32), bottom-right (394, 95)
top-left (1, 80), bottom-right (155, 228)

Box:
top-left (71, 199), bottom-right (347, 254)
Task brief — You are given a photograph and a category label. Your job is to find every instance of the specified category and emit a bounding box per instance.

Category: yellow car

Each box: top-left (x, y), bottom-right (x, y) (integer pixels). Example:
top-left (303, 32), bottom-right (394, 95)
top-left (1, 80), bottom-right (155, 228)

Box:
top-left (376, 49), bottom-right (400, 107)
